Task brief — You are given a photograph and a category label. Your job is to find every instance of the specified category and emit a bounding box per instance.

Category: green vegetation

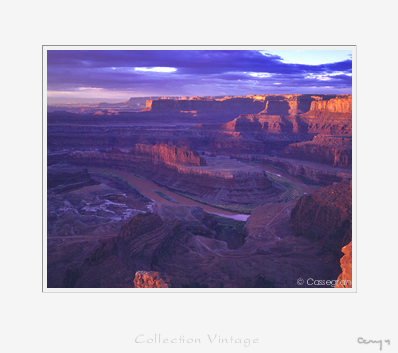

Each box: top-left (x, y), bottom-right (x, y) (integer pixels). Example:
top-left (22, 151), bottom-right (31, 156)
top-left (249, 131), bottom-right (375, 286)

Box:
top-left (153, 190), bottom-right (180, 204)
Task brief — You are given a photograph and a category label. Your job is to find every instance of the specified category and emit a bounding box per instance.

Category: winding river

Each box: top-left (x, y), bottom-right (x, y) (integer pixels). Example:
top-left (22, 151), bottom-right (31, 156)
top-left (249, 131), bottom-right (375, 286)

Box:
top-left (88, 168), bottom-right (250, 221)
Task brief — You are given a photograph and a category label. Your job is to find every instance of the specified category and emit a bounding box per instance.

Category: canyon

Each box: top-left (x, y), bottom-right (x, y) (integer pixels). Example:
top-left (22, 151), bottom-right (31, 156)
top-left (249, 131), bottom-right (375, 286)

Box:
top-left (47, 94), bottom-right (353, 288)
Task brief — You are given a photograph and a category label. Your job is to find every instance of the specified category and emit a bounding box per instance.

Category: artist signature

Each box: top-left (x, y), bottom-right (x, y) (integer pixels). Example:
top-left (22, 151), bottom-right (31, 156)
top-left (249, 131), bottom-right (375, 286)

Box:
top-left (358, 338), bottom-right (391, 351)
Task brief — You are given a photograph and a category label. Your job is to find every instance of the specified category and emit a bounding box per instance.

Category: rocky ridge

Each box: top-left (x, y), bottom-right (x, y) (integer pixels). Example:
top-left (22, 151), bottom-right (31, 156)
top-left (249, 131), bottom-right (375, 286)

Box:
top-left (58, 203), bottom-right (344, 288)
top-left (290, 181), bottom-right (352, 252)
top-left (335, 241), bottom-right (353, 288)
top-left (229, 154), bottom-right (352, 185)
top-left (223, 96), bottom-right (351, 136)
top-left (131, 143), bottom-right (207, 167)
top-left (280, 135), bottom-right (352, 168)
top-left (47, 163), bottom-right (98, 193)
top-left (142, 96), bottom-right (267, 114)
top-left (58, 145), bottom-right (279, 211)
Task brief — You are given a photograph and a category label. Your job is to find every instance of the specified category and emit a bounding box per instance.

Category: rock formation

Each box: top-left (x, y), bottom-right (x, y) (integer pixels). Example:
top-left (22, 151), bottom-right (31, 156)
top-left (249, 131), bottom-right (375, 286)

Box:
top-left (259, 95), bottom-right (314, 116)
top-left (223, 95), bottom-right (351, 136)
top-left (280, 135), bottom-right (352, 168)
top-left (223, 114), bottom-right (310, 134)
top-left (57, 202), bottom-right (344, 288)
top-left (47, 170), bottom-right (152, 288)
top-left (47, 163), bottom-right (97, 193)
top-left (152, 203), bottom-right (245, 249)
top-left (152, 204), bottom-right (217, 237)
top-left (234, 154), bottom-right (352, 185)
top-left (244, 203), bottom-right (290, 241)
top-left (290, 181), bottom-right (352, 252)
top-left (133, 271), bottom-right (171, 288)
top-left (131, 143), bottom-right (207, 167)
top-left (335, 241), bottom-right (353, 288)
top-left (305, 95), bottom-right (352, 115)
top-left (48, 94), bottom-right (352, 172)
top-left (142, 96), bottom-right (267, 114)
top-left (298, 95), bottom-right (352, 135)
top-left (58, 146), bottom-right (279, 211)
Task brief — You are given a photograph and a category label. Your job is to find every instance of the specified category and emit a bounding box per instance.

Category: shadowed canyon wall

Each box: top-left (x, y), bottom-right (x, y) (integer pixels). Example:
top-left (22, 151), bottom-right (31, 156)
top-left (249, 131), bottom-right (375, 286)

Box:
top-left (290, 181), bottom-right (352, 253)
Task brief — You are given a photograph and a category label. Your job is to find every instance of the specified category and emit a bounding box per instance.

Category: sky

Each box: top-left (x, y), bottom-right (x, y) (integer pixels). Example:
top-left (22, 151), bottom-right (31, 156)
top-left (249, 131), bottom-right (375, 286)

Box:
top-left (47, 49), bottom-right (352, 104)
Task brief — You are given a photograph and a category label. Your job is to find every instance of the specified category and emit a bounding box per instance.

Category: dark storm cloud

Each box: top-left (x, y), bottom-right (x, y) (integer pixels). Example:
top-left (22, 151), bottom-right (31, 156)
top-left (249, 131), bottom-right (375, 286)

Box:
top-left (47, 50), bottom-right (352, 97)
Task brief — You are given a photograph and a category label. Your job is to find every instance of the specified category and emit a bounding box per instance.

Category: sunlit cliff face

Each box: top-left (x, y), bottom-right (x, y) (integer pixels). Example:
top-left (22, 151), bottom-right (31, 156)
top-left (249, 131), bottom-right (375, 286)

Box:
top-left (335, 241), bottom-right (352, 288)
top-left (133, 271), bottom-right (170, 288)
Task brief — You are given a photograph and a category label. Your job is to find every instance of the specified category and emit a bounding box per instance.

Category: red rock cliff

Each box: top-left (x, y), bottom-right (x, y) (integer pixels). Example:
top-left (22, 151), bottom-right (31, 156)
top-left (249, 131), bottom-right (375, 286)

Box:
top-left (300, 95), bottom-right (352, 134)
top-left (131, 144), bottom-right (207, 167)
top-left (335, 241), bottom-right (352, 288)
top-left (223, 95), bottom-right (352, 135)
top-left (308, 95), bottom-right (352, 114)
top-left (260, 95), bottom-right (314, 116)
top-left (134, 271), bottom-right (171, 288)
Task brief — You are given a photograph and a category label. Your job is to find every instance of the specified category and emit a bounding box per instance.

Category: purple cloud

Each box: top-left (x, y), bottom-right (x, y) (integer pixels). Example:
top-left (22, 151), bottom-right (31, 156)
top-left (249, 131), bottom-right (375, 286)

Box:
top-left (47, 50), bottom-right (352, 101)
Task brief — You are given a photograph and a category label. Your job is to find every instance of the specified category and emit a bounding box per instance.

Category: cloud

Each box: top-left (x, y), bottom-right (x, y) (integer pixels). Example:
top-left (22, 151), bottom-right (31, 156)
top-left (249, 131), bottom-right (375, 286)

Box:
top-left (134, 67), bottom-right (177, 73)
top-left (47, 50), bottom-right (352, 100)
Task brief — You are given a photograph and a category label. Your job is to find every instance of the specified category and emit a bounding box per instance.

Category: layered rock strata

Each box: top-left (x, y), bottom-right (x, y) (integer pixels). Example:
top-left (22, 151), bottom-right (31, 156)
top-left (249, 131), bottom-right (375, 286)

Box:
top-left (47, 95), bottom-right (352, 163)
top-left (131, 143), bottom-right (207, 167)
top-left (195, 95), bottom-right (352, 165)
top-left (223, 95), bottom-right (351, 136)
top-left (231, 154), bottom-right (352, 185)
top-left (279, 135), bottom-right (352, 168)
top-left (57, 145), bottom-right (279, 209)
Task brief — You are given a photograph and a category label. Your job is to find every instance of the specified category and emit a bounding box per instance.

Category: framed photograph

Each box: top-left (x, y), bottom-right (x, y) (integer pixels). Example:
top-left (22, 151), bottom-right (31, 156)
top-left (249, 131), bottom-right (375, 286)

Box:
top-left (43, 46), bottom-right (355, 293)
